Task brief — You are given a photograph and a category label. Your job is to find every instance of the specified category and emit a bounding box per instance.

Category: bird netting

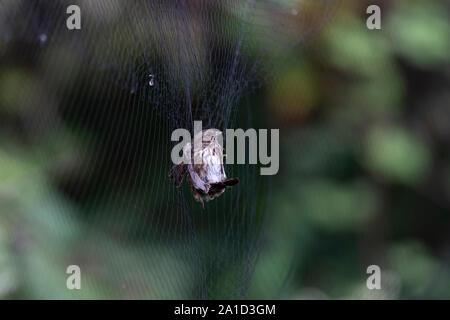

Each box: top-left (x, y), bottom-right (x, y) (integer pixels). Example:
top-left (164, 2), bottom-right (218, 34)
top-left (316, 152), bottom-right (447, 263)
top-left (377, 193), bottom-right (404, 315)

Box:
top-left (0, 0), bottom-right (338, 299)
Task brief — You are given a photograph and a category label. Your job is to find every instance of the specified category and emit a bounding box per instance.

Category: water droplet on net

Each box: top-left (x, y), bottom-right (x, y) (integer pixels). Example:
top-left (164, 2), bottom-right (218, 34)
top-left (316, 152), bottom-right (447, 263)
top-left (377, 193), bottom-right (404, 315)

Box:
top-left (39, 33), bottom-right (47, 43)
top-left (130, 73), bottom-right (138, 94)
top-left (291, 8), bottom-right (298, 16)
top-left (148, 74), bottom-right (154, 86)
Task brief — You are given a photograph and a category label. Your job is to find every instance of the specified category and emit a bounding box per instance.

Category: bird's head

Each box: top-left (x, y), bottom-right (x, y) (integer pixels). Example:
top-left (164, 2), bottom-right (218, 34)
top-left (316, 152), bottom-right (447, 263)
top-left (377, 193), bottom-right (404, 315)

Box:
top-left (201, 128), bottom-right (222, 141)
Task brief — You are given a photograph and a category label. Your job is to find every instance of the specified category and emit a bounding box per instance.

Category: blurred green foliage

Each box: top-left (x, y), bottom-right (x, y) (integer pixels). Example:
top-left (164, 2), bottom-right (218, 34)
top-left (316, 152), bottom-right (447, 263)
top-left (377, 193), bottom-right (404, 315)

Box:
top-left (1, 0), bottom-right (450, 299)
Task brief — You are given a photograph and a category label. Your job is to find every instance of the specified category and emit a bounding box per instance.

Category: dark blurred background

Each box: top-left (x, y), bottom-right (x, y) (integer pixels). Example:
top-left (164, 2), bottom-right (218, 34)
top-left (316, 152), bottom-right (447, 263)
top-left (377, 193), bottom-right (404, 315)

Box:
top-left (0, 0), bottom-right (449, 299)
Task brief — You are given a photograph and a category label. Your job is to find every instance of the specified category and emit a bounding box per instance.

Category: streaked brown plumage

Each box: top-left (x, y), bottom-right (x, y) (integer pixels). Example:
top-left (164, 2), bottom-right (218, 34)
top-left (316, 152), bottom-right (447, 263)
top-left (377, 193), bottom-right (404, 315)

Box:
top-left (169, 129), bottom-right (239, 208)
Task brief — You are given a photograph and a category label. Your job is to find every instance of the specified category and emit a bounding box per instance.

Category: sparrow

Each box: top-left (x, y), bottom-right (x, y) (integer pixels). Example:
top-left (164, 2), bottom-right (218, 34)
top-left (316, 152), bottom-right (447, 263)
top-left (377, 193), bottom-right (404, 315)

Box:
top-left (169, 129), bottom-right (239, 208)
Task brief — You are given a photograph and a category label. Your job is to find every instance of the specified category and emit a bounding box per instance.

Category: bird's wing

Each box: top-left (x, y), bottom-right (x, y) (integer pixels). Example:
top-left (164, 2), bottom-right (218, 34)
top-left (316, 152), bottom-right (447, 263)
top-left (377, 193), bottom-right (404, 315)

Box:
top-left (223, 177), bottom-right (239, 187)
top-left (187, 164), bottom-right (209, 193)
top-left (168, 163), bottom-right (186, 188)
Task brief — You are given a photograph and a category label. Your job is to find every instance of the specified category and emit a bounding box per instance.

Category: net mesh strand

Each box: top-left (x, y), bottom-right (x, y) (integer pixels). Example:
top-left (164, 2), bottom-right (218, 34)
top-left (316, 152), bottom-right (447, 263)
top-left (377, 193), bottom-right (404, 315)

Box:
top-left (0, 0), bottom-right (338, 299)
